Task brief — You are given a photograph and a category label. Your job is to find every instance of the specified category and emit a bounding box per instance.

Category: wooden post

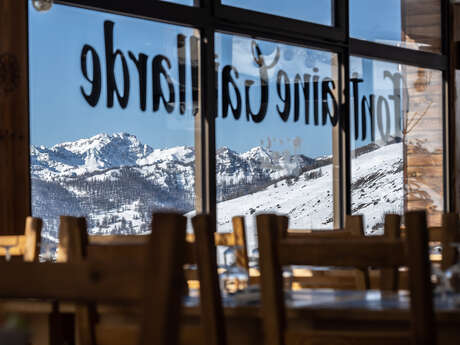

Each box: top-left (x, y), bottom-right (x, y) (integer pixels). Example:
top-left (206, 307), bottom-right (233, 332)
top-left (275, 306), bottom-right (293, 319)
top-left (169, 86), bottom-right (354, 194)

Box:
top-left (405, 211), bottom-right (436, 345)
top-left (232, 216), bottom-right (249, 271)
top-left (0, 0), bottom-right (30, 235)
top-left (380, 214), bottom-right (402, 291)
top-left (23, 216), bottom-right (43, 262)
top-left (193, 214), bottom-right (227, 345)
top-left (345, 215), bottom-right (370, 290)
top-left (453, 3), bottom-right (460, 215)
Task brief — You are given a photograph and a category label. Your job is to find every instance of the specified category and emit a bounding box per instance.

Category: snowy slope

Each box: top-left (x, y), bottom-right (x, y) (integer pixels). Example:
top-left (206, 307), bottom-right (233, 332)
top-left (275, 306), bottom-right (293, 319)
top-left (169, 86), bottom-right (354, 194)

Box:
top-left (211, 142), bottom-right (403, 254)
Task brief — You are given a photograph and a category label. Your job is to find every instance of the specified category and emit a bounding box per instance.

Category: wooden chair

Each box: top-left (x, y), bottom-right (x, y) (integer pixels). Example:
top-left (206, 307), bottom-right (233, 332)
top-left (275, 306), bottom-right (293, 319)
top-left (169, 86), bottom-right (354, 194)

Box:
top-left (0, 217), bottom-right (43, 262)
top-left (274, 214), bottom-right (370, 290)
top-left (58, 214), bottom-right (226, 345)
top-left (0, 212), bottom-right (188, 345)
top-left (257, 210), bottom-right (435, 345)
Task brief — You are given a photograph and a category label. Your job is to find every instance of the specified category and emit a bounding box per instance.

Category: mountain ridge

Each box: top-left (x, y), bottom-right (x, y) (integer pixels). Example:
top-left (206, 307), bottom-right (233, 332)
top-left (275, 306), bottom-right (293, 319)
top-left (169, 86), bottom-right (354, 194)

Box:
top-left (31, 132), bottom-right (404, 249)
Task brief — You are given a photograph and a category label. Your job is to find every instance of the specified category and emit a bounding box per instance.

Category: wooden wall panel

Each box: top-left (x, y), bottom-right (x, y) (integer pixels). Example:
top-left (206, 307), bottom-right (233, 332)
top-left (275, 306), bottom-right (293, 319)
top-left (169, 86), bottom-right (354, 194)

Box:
top-left (402, 0), bottom-right (442, 53)
top-left (0, 0), bottom-right (30, 234)
top-left (401, 0), bottom-right (444, 226)
top-left (403, 65), bottom-right (444, 226)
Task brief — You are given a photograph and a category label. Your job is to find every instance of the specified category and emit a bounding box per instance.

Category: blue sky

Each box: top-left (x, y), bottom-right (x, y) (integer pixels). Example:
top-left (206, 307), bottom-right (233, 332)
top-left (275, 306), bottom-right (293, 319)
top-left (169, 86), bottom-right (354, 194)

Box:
top-left (29, 0), bottom-right (405, 157)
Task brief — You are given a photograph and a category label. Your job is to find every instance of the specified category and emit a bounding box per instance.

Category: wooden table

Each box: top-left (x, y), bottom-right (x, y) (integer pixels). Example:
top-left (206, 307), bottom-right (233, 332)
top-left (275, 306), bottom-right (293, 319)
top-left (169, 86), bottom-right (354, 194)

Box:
top-left (1, 289), bottom-right (460, 345)
top-left (183, 289), bottom-right (460, 345)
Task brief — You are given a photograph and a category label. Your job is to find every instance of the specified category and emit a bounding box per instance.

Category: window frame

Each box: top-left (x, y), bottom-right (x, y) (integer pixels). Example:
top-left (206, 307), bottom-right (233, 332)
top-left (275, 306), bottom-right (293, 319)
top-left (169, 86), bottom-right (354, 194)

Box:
top-left (23, 0), bottom-right (453, 230)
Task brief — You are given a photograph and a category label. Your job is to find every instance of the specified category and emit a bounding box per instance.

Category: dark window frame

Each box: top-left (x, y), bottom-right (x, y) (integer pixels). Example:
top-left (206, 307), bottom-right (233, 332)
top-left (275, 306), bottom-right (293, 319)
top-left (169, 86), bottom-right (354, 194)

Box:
top-left (47, 0), bottom-right (453, 227)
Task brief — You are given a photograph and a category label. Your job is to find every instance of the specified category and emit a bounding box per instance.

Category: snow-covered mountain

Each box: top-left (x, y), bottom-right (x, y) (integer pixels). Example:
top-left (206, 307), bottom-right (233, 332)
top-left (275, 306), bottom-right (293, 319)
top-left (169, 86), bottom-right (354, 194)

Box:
top-left (31, 132), bottom-right (407, 253)
top-left (31, 133), bottom-right (319, 242)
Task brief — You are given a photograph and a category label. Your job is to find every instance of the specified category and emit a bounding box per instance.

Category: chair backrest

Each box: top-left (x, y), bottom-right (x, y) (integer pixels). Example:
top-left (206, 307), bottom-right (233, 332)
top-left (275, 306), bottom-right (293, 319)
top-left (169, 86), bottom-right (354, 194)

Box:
top-left (274, 214), bottom-right (369, 289)
top-left (186, 215), bottom-right (249, 271)
top-left (257, 211), bottom-right (435, 345)
top-left (0, 213), bottom-right (187, 345)
top-left (277, 214), bottom-right (364, 239)
top-left (58, 214), bottom-right (226, 345)
top-left (395, 213), bottom-right (460, 270)
top-left (0, 217), bottom-right (43, 262)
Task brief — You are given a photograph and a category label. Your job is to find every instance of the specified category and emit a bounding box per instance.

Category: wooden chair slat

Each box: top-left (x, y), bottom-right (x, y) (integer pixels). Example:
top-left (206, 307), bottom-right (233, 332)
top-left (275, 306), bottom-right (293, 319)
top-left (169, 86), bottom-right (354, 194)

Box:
top-left (140, 213), bottom-right (187, 345)
top-left (0, 261), bottom-right (143, 302)
top-left (257, 214), bottom-right (285, 345)
top-left (345, 214), bottom-right (365, 237)
top-left (76, 300), bottom-right (97, 345)
top-left (277, 214), bottom-right (369, 290)
top-left (184, 241), bottom-right (197, 264)
top-left (278, 238), bottom-right (406, 268)
top-left (214, 232), bottom-right (236, 246)
top-left (0, 236), bottom-right (26, 256)
top-left (0, 217), bottom-right (42, 261)
top-left (428, 226), bottom-right (444, 242)
top-left (284, 229), bottom-right (351, 238)
top-left (405, 211), bottom-right (436, 345)
top-left (57, 216), bottom-right (88, 263)
top-left (283, 215), bottom-right (363, 239)
top-left (87, 244), bottom-right (145, 266)
top-left (89, 234), bottom-right (149, 245)
top-left (401, 226), bottom-right (447, 242)
top-left (380, 214), bottom-right (402, 291)
top-left (232, 216), bottom-right (249, 271)
top-left (187, 232), bottom-right (236, 246)
top-left (193, 214), bottom-right (227, 345)
top-left (276, 215), bottom-right (289, 240)
top-left (441, 213), bottom-right (459, 270)
top-left (346, 215), bottom-right (368, 290)
top-left (23, 217), bottom-right (43, 262)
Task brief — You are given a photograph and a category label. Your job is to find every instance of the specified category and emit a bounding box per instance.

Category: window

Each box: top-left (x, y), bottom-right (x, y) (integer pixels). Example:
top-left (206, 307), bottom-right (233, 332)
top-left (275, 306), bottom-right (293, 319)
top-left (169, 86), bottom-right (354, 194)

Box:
top-left (10, 0), bottom-right (450, 246)
top-left (29, 3), bottom-right (199, 244)
top-left (350, 0), bottom-right (442, 53)
top-left (350, 57), bottom-right (443, 233)
top-left (215, 33), bottom-right (339, 243)
top-left (214, 33), bottom-right (339, 252)
top-left (221, 0), bottom-right (333, 26)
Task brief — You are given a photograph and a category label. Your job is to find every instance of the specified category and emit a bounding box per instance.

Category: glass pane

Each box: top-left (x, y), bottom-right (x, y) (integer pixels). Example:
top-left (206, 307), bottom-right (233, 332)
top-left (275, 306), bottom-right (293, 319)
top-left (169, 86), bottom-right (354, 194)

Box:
top-left (221, 0), bottom-right (333, 26)
top-left (350, 0), bottom-right (441, 53)
top-left (350, 57), bottom-right (443, 234)
top-left (29, 4), bottom-right (199, 251)
top-left (159, 0), bottom-right (196, 6)
top-left (215, 33), bottom-right (339, 254)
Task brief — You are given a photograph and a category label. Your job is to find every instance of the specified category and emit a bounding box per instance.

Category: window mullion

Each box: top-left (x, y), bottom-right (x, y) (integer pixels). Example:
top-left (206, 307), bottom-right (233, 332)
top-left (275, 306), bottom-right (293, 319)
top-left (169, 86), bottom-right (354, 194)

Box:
top-left (444, 1), bottom-right (455, 213)
top-left (200, 27), bottom-right (217, 228)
